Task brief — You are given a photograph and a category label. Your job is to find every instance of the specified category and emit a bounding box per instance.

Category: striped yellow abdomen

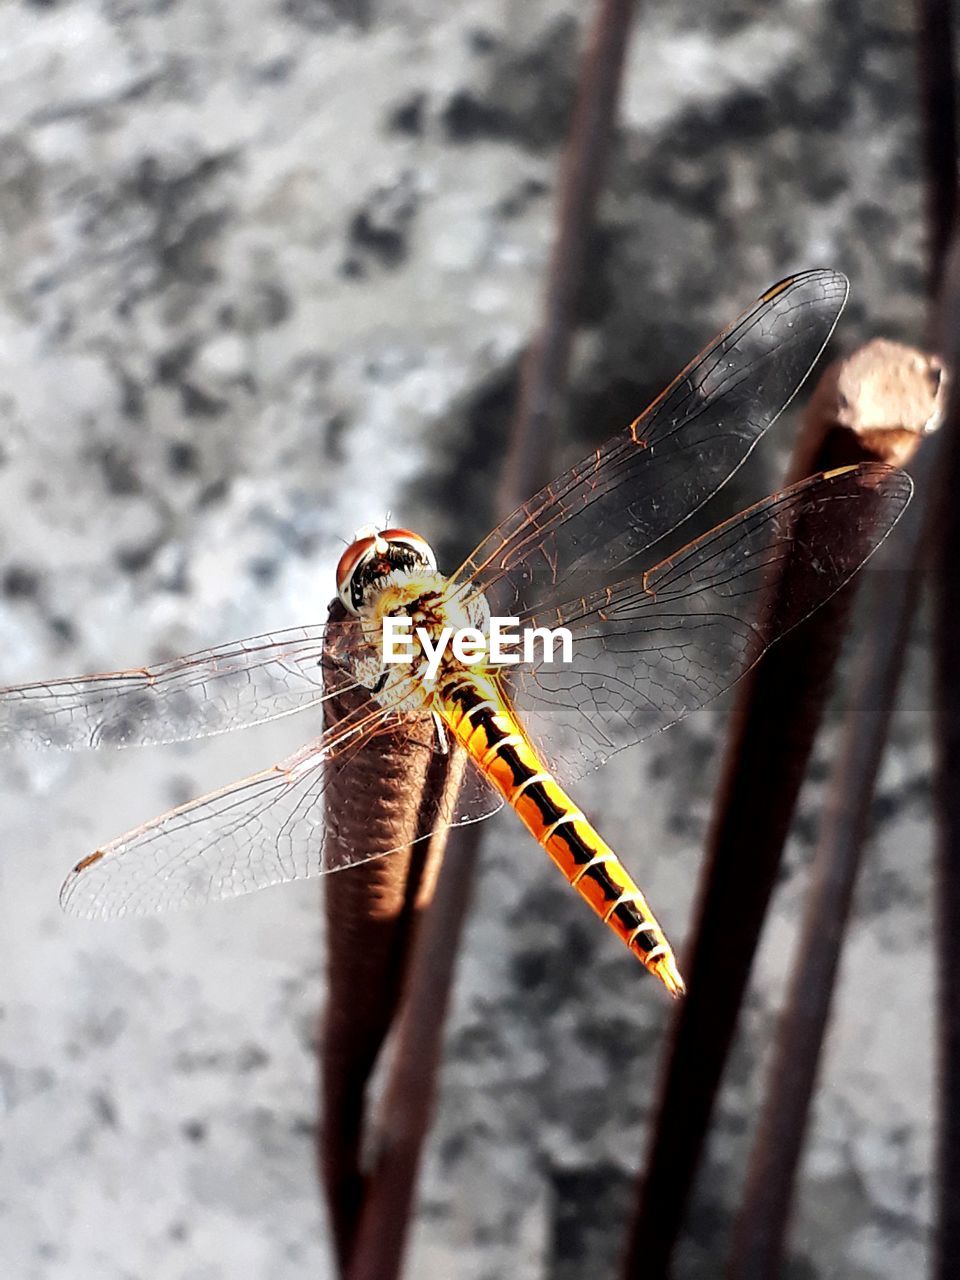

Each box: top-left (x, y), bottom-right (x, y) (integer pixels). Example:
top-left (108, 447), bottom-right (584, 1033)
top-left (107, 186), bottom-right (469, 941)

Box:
top-left (438, 671), bottom-right (684, 998)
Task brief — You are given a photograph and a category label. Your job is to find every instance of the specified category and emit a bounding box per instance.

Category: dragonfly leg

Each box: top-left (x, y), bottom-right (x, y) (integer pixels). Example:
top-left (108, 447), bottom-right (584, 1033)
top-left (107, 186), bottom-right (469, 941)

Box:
top-left (432, 711), bottom-right (449, 754)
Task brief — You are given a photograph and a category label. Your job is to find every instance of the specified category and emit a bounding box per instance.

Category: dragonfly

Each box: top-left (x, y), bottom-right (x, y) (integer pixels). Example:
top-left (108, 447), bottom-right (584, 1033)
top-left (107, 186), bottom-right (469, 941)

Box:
top-left (0, 270), bottom-right (912, 997)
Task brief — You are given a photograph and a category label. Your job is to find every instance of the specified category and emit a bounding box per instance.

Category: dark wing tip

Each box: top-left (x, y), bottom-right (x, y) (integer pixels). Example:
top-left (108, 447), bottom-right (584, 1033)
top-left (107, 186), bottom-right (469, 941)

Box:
top-left (59, 849), bottom-right (107, 918)
top-left (845, 459), bottom-right (915, 503)
top-left (759, 268), bottom-right (850, 306)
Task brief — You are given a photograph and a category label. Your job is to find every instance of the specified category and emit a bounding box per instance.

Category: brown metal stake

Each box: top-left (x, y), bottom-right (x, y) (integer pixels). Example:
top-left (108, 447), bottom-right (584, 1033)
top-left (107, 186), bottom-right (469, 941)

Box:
top-left (933, 238), bottom-right (960, 1280)
top-left (624, 344), bottom-right (930, 1279)
top-left (342, 4), bottom-right (639, 1278)
top-left (339, 818), bottom-right (483, 1280)
top-left (498, 0), bottom-right (638, 517)
top-left (915, 2), bottom-right (959, 1274)
top-left (319, 601), bottom-right (456, 1271)
top-left (726, 346), bottom-right (944, 1279)
top-left (917, 0), bottom-right (959, 302)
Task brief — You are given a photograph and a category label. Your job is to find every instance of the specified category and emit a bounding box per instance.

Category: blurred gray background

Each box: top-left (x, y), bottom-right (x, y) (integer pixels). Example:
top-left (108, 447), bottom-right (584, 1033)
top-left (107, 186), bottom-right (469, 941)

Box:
top-left (0, 2), bottom-right (932, 1278)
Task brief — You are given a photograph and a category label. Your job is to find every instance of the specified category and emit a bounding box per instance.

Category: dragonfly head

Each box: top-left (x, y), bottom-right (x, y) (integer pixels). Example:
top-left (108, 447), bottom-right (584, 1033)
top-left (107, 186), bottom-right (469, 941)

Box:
top-left (336, 526), bottom-right (438, 614)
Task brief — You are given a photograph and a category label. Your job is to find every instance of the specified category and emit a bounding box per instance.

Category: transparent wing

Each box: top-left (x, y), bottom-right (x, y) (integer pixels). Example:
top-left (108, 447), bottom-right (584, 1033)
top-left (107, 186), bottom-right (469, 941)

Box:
top-left (0, 624), bottom-right (357, 750)
top-left (506, 463), bottom-right (912, 784)
top-left (455, 270), bottom-right (849, 614)
top-left (59, 701), bottom-right (500, 920)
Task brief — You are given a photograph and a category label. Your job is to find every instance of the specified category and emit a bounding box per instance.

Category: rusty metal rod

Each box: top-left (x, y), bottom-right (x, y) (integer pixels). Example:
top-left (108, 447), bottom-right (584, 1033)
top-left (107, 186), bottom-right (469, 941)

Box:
top-left (726, 345), bottom-right (942, 1278)
top-left (915, 2), bottom-right (960, 1274)
top-left (624, 351), bottom-right (922, 1279)
top-left (917, 0), bottom-right (959, 301)
top-left (933, 239), bottom-right (960, 1280)
top-left (345, 5), bottom-right (639, 1278)
top-left (341, 818), bottom-right (484, 1280)
top-left (726, 2), bottom-right (957, 1265)
top-left (320, 602), bottom-right (455, 1271)
top-left (498, 0), bottom-right (638, 516)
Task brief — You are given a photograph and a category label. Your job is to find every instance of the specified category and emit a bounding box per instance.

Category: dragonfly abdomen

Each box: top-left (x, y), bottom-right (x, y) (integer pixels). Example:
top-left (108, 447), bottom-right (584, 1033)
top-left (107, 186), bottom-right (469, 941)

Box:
top-left (438, 672), bottom-right (684, 998)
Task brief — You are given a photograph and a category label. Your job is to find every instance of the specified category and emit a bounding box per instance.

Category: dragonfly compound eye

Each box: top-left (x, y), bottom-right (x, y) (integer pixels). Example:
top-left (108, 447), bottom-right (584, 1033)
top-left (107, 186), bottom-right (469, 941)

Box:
top-left (379, 528), bottom-right (438, 572)
top-left (335, 528), bottom-right (438, 613)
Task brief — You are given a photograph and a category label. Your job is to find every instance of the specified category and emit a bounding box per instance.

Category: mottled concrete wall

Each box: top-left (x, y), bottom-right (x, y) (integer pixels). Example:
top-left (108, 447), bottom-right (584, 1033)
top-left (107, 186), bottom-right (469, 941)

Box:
top-left (0, 3), bottom-right (932, 1279)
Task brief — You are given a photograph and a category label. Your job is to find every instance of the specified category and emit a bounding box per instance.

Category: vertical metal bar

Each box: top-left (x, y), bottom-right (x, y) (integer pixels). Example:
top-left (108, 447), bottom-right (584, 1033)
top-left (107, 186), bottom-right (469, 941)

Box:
top-left (624, 368), bottom-right (920, 1279)
top-left (933, 241), bottom-right (960, 1280)
top-left (498, 0), bottom-right (638, 516)
top-left (344, 5), bottom-right (640, 1277)
top-left (917, 0), bottom-right (959, 301)
top-left (320, 603), bottom-right (455, 1270)
top-left (916, 3), bottom-right (959, 1274)
top-left (726, 346), bottom-right (942, 1278)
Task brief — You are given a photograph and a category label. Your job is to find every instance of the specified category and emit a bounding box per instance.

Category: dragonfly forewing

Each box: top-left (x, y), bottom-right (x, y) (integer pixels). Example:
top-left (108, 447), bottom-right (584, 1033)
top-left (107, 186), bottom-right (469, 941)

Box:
top-left (455, 269), bottom-right (849, 616)
top-left (506, 462), bottom-right (912, 784)
top-left (0, 625), bottom-right (349, 750)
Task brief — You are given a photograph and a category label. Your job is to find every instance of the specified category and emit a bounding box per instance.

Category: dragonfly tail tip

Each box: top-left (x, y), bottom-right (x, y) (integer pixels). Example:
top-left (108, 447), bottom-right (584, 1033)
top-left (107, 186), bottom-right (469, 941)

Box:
top-left (655, 954), bottom-right (686, 999)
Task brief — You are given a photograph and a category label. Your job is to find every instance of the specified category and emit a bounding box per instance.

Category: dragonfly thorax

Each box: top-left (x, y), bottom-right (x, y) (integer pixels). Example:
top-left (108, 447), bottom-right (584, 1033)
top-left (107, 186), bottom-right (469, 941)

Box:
top-left (357, 576), bottom-right (492, 712)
